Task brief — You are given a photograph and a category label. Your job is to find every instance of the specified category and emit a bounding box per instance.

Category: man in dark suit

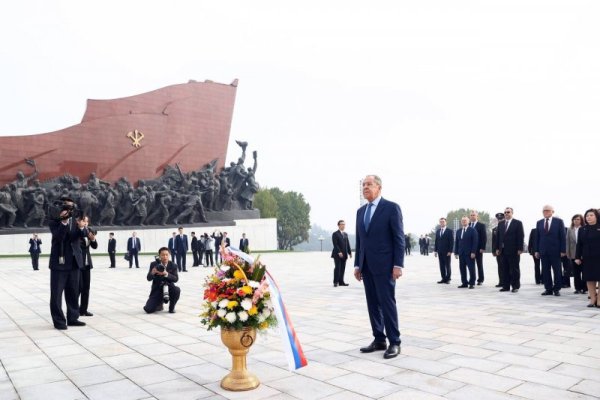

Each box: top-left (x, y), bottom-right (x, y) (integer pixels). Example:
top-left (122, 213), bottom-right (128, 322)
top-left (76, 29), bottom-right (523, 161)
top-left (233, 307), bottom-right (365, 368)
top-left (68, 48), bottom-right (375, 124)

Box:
top-left (28, 233), bottom-right (42, 270)
top-left (168, 232), bottom-right (177, 263)
top-left (534, 205), bottom-right (566, 296)
top-left (108, 232), bottom-right (116, 268)
top-left (331, 220), bottom-right (352, 287)
top-left (127, 231), bottom-right (141, 268)
top-left (495, 207), bottom-right (524, 293)
top-left (434, 217), bottom-right (453, 284)
top-left (191, 232), bottom-right (200, 266)
top-left (48, 198), bottom-right (88, 330)
top-left (143, 247), bottom-right (180, 313)
top-left (175, 226), bottom-right (188, 272)
top-left (354, 175), bottom-right (404, 359)
top-left (469, 210), bottom-right (487, 285)
top-left (454, 217), bottom-right (479, 288)
top-left (79, 217), bottom-right (97, 317)
top-left (528, 228), bottom-right (541, 284)
top-left (491, 212), bottom-right (505, 287)
top-left (239, 233), bottom-right (249, 253)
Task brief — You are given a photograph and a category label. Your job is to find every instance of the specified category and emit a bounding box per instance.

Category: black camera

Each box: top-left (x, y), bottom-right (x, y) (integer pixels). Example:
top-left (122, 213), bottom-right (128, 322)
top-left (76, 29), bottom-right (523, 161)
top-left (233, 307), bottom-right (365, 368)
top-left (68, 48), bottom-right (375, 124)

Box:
top-left (48, 199), bottom-right (80, 221)
top-left (156, 264), bottom-right (165, 273)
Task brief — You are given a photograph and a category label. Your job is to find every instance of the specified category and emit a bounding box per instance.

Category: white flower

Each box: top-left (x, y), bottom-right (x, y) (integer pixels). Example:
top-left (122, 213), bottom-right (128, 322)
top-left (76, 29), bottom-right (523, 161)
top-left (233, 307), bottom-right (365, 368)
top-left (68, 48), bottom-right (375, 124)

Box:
top-left (211, 301), bottom-right (218, 308)
top-left (217, 308), bottom-right (227, 318)
top-left (241, 298), bottom-right (252, 311)
top-left (220, 265), bottom-right (231, 272)
top-left (218, 299), bottom-right (229, 309)
top-left (261, 308), bottom-right (271, 318)
top-left (264, 299), bottom-right (273, 310)
top-left (225, 312), bottom-right (237, 323)
top-left (248, 280), bottom-right (260, 288)
top-left (258, 314), bottom-right (266, 323)
top-left (238, 311), bottom-right (249, 322)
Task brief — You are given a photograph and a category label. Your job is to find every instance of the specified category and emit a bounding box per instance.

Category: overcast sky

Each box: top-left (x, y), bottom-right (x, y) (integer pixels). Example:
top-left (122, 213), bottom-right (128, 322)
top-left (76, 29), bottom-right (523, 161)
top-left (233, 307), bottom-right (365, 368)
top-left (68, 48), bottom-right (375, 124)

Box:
top-left (1, 1), bottom-right (599, 237)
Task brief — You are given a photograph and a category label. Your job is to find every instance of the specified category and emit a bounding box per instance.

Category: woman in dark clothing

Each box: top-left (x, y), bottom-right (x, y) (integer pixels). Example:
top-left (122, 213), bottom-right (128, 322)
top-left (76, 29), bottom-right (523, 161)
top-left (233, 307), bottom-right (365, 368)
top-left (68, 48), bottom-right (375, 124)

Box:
top-left (575, 209), bottom-right (600, 307)
top-left (566, 214), bottom-right (586, 294)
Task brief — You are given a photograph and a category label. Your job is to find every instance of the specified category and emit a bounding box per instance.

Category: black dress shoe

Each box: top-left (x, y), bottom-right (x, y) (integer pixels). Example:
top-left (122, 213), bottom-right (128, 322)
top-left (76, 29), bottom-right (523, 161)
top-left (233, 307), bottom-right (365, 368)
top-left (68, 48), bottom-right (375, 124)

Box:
top-left (437, 280), bottom-right (445, 284)
top-left (54, 325), bottom-right (67, 330)
top-left (339, 283), bottom-right (349, 286)
top-left (384, 344), bottom-right (400, 359)
top-left (477, 282), bottom-right (482, 286)
top-left (444, 280), bottom-right (450, 284)
top-left (554, 291), bottom-right (561, 296)
top-left (468, 285), bottom-right (474, 289)
top-left (495, 284), bottom-right (502, 288)
top-left (169, 309), bottom-right (176, 313)
top-left (541, 290), bottom-right (553, 296)
top-left (511, 289), bottom-right (519, 293)
top-left (333, 283), bottom-right (338, 287)
top-left (81, 312), bottom-right (93, 317)
top-left (457, 284), bottom-right (468, 288)
top-left (499, 288), bottom-right (510, 292)
top-left (67, 320), bottom-right (86, 327)
top-left (109, 266), bottom-right (115, 268)
top-left (587, 303), bottom-right (596, 308)
top-left (360, 341), bottom-right (387, 353)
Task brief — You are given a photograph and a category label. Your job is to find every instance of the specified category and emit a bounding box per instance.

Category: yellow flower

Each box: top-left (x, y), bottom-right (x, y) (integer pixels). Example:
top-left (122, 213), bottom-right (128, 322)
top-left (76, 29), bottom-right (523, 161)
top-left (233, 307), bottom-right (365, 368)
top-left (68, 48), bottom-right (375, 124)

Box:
top-left (259, 321), bottom-right (269, 330)
top-left (240, 286), bottom-right (252, 295)
top-left (227, 301), bottom-right (238, 310)
top-left (248, 306), bottom-right (258, 316)
top-left (233, 270), bottom-right (244, 280)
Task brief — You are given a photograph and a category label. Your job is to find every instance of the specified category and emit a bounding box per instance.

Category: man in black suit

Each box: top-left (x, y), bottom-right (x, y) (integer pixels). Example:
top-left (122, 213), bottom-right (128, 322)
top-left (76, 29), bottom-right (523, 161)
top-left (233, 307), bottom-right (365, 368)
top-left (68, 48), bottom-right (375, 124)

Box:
top-left (355, 175), bottom-right (404, 359)
top-left (212, 230), bottom-right (223, 263)
top-left (28, 233), bottom-right (42, 270)
top-left (108, 232), bottom-right (116, 268)
top-left (528, 228), bottom-right (541, 284)
top-left (168, 232), bottom-right (177, 263)
top-left (143, 247), bottom-right (180, 313)
top-left (174, 226), bottom-right (188, 272)
top-left (79, 217), bottom-right (97, 317)
top-left (239, 233), bottom-right (249, 253)
top-left (454, 217), bottom-right (479, 289)
top-left (534, 205), bottom-right (566, 296)
top-left (434, 217), bottom-right (453, 284)
top-left (469, 210), bottom-right (488, 285)
top-left (48, 198), bottom-right (88, 330)
top-left (127, 232), bottom-right (141, 268)
top-left (495, 207), bottom-right (524, 293)
top-left (191, 232), bottom-right (200, 266)
top-left (491, 213), bottom-right (505, 287)
top-left (331, 220), bottom-right (352, 287)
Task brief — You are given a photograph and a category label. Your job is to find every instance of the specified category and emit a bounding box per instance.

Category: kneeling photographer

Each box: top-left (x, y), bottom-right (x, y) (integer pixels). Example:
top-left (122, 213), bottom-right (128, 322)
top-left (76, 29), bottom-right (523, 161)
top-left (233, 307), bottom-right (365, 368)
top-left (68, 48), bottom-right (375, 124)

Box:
top-left (143, 247), bottom-right (180, 314)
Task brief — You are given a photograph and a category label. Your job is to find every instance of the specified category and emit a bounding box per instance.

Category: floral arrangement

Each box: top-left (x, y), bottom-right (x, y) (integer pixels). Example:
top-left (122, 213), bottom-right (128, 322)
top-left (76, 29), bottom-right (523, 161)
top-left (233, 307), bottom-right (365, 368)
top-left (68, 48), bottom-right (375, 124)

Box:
top-left (201, 248), bottom-right (277, 331)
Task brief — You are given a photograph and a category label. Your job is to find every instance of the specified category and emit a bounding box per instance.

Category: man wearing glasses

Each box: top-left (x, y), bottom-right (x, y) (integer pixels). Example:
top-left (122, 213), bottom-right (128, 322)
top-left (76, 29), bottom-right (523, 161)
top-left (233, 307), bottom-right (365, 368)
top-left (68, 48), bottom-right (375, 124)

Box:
top-left (495, 208), bottom-right (525, 293)
top-left (534, 205), bottom-right (566, 296)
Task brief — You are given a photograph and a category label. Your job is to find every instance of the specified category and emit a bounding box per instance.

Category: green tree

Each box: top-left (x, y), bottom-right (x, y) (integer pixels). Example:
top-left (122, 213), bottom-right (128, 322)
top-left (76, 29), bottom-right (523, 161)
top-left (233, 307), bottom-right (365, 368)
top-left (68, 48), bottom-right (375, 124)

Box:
top-left (254, 187), bottom-right (311, 250)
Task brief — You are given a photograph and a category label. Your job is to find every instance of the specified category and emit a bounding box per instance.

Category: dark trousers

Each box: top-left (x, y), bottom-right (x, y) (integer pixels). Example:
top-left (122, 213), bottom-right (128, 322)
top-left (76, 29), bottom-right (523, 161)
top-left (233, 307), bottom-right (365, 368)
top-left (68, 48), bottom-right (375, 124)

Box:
top-left (129, 252), bottom-right (139, 268)
top-left (205, 250), bottom-right (214, 266)
top-left (572, 259), bottom-right (586, 292)
top-left (438, 254), bottom-right (451, 282)
top-left (109, 252), bottom-right (116, 267)
top-left (459, 254), bottom-right (476, 286)
top-left (562, 256), bottom-right (572, 287)
top-left (475, 251), bottom-right (484, 283)
top-left (495, 255), bottom-right (504, 285)
top-left (176, 252), bottom-right (187, 271)
top-left (170, 251), bottom-right (176, 264)
top-left (79, 268), bottom-right (91, 314)
top-left (30, 253), bottom-right (39, 270)
top-left (501, 252), bottom-right (520, 290)
top-left (361, 263), bottom-right (400, 345)
top-left (532, 255), bottom-right (541, 284)
top-left (143, 283), bottom-right (181, 313)
top-left (49, 267), bottom-right (80, 328)
top-left (192, 250), bottom-right (200, 266)
top-left (541, 254), bottom-right (563, 292)
top-left (333, 257), bottom-right (347, 285)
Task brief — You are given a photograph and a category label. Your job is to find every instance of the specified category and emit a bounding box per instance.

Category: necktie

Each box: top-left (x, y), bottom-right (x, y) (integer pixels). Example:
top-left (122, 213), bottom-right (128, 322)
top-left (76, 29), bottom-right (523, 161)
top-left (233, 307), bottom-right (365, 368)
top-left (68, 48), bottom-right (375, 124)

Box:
top-left (544, 218), bottom-right (549, 233)
top-left (505, 221), bottom-right (509, 233)
top-left (364, 203), bottom-right (373, 231)
top-left (462, 228), bottom-right (466, 239)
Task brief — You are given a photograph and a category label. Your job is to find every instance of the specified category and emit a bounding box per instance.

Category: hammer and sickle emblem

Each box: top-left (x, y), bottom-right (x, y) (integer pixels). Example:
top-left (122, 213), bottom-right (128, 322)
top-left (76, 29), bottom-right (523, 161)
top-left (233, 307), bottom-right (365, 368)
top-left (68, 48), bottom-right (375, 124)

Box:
top-left (126, 129), bottom-right (145, 147)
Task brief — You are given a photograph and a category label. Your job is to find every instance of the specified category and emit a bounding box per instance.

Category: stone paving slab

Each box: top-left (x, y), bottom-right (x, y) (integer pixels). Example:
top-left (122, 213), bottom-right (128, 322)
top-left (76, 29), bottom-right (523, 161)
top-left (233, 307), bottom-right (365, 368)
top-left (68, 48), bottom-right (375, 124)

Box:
top-left (1, 252), bottom-right (600, 399)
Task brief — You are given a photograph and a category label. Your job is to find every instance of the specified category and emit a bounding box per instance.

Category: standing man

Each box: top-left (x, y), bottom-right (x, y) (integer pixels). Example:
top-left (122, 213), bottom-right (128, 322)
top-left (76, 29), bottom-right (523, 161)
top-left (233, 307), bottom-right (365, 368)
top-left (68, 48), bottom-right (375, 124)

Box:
top-left (534, 205), bottom-right (566, 296)
top-left (48, 197), bottom-right (88, 330)
top-left (424, 236), bottom-right (430, 256)
top-left (28, 233), bottom-right (42, 271)
top-left (434, 218), bottom-right (453, 284)
top-left (127, 231), bottom-right (141, 268)
top-left (454, 217), bottom-right (479, 289)
top-left (469, 210), bottom-right (488, 285)
top-left (191, 232), bottom-right (200, 266)
top-left (175, 226), bottom-right (188, 272)
top-left (354, 175), bottom-right (404, 359)
top-left (491, 213), bottom-right (505, 287)
top-left (108, 232), bottom-right (116, 268)
top-left (79, 219), bottom-right (97, 317)
top-left (239, 233), bottom-right (249, 253)
top-left (212, 230), bottom-right (223, 263)
top-left (168, 232), bottom-right (177, 263)
top-left (495, 207), bottom-right (524, 293)
top-left (331, 220), bottom-right (352, 287)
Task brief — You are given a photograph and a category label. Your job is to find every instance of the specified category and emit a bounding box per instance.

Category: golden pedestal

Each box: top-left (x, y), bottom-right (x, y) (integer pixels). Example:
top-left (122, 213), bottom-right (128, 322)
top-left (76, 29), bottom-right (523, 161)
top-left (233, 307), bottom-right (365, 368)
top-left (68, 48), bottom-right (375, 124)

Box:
top-left (220, 327), bottom-right (260, 391)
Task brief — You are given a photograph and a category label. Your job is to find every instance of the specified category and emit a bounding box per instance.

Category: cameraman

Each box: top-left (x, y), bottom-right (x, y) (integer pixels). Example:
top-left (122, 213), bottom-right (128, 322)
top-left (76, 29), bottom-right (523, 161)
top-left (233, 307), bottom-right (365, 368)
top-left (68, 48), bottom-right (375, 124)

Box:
top-left (143, 247), bottom-right (180, 314)
top-left (48, 197), bottom-right (88, 330)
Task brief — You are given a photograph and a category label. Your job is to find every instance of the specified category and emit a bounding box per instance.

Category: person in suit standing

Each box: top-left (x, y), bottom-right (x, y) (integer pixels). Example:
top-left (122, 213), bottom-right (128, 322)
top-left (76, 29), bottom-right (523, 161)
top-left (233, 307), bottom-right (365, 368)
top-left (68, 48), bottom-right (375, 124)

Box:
top-left (212, 230), bottom-right (223, 263)
top-left (567, 214), bottom-right (586, 294)
top-left (534, 205), bottom-right (566, 296)
top-left (424, 236), bottom-right (430, 255)
top-left (108, 232), bottom-right (116, 268)
top-left (79, 217), bottom-right (97, 317)
top-left (469, 210), bottom-right (487, 285)
top-left (28, 233), bottom-right (42, 270)
top-left (354, 175), bottom-right (404, 359)
top-left (528, 228), bottom-right (542, 284)
top-left (127, 231), bottom-right (141, 268)
top-left (434, 217), bottom-right (453, 284)
top-left (495, 207), bottom-right (524, 293)
top-left (405, 235), bottom-right (412, 255)
top-left (331, 220), bottom-right (352, 287)
top-left (175, 226), bottom-right (188, 272)
top-left (48, 197), bottom-right (88, 330)
top-left (575, 208), bottom-right (600, 307)
top-left (168, 232), bottom-right (177, 264)
top-left (239, 233), bottom-right (249, 253)
top-left (143, 247), bottom-right (181, 313)
top-left (491, 213), bottom-right (505, 287)
top-left (191, 232), bottom-right (200, 266)
top-left (454, 217), bottom-right (479, 289)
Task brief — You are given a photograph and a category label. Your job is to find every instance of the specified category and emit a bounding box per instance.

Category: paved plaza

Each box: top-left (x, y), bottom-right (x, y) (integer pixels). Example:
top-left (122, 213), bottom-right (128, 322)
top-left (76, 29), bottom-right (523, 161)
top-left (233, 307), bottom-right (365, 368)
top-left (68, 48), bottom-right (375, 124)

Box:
top-left (1, 251), bottom-right (600, 400)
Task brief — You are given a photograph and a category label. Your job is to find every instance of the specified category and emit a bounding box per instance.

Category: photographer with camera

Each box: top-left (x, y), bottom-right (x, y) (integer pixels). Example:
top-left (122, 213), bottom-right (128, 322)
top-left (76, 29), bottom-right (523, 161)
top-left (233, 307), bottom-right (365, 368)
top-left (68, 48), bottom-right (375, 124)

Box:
top-left (48, 197), bottom-right (89, 330)
top-left (143, 247), bottom-right (180, 314)
top-left (79, 216), bottom-right (97, 317)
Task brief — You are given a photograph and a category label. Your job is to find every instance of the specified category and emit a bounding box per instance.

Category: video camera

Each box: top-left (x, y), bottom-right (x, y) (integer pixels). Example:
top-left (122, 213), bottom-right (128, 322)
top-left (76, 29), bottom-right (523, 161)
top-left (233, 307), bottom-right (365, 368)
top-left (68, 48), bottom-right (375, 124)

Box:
top-left (153, 256), bottom-right (169, 303)
top-left (48, 198), bottom-right (80, 221)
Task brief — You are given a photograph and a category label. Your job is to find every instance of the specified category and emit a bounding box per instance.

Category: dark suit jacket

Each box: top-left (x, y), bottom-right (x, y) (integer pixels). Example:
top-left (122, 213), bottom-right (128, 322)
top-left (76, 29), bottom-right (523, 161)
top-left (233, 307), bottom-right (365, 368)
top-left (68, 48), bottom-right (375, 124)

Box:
top-left (127, 236), bottom-right (141, 254)
top-left (80, 237), bottom-right (98, 269)
top-left (534, 217), bottom-right (566, 256)
top-left (168, 237), bottom-right (176, 254)
top-left (49, 218), bottom-right (87, 271)
top-left (454, 227), bottom-right (479, 256)
top-left (191, 236), bottom-right (199, 252)
top-left (354, 197), bottom-right (405, 275)
top-left (239, 238), bottom-right (249, 251)
top-left (473, 221), bottom-right (487, 252)
top-left (146, 261), bottom-right (179, 291)
top-left (175, 234), bottom-right (188, 253)
top-left (29, 238), bottom-right (42, 254)
top-left (331, 230), bottom-right (352, 259)
top-left (496, 219), bottom-right (524, 255)
top-left (434, 228), bottom-right (454, 254)
top-left (528, 229), bottom-right (537, 255)
top-left (108, 238), bottom-right (116, 253)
